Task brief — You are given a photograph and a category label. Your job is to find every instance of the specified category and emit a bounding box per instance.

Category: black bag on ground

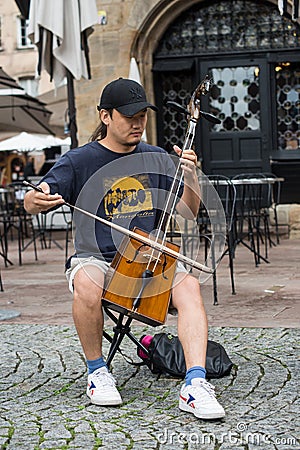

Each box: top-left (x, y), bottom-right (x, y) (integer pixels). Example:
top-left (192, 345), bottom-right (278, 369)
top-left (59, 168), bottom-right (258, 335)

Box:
top-left (138, 332), bottom-right (233, 379)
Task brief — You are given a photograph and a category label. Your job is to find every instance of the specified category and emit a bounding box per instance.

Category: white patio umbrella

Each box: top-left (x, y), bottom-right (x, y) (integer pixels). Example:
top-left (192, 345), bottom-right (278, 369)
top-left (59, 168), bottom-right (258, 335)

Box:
top-left (0, 132), bottom-right (47, 152)
top-left (28, 0), bottom-right (98, 148)
top-left (0, 131), bottom-right (70, 152)
top-left (0, 67), bottom-right (54, 135)
top-left (36, 134), bottom-right (71, 148)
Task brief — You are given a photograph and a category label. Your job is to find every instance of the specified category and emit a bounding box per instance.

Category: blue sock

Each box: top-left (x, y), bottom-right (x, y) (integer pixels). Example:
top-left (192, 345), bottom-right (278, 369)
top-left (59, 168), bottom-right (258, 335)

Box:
top-left (86, 356), bottom-right (107, 374)
top-left (185, 366), bottom-right (206, 385)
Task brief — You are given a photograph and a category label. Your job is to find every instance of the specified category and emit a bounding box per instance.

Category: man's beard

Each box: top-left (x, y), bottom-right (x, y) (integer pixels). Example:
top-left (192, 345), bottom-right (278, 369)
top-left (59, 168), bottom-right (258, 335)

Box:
top-left (124, 137), bottom-right (141, 147)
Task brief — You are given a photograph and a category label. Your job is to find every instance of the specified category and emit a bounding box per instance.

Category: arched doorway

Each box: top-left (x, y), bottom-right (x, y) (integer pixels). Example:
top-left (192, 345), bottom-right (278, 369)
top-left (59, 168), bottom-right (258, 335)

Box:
top-left (153, 0), bottom-right (300, 176)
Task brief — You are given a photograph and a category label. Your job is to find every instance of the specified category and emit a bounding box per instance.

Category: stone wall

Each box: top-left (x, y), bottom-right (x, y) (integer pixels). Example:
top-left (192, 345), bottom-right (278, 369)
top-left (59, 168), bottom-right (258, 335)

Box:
top-left (76, 0), bottom-right (159, 145)
top-left (269, 204), bottom-right (300, 239)
top-left (286, 204), bottom-right (300, 239)
top-left (75, 0), bottom-right (283, 145)
top-left (75, 0), bottom-right (206, 145)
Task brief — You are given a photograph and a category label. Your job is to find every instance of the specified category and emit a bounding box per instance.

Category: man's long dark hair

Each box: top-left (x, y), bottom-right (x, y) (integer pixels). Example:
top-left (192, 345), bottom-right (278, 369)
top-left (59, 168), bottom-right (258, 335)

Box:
top-left (89, 109), bottom-right (113, 141)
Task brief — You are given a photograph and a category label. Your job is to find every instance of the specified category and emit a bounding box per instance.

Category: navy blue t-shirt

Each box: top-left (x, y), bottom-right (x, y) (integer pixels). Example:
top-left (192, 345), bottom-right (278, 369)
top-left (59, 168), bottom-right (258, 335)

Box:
top-left (41, 141), bottom-right (182, 263)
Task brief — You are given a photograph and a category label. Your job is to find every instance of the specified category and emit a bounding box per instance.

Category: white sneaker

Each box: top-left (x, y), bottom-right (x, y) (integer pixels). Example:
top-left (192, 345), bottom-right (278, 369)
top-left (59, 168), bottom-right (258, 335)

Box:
top-left (86, 367), bottom-right (123, 406)
top-left (179, 378), bottom-right (225, 419)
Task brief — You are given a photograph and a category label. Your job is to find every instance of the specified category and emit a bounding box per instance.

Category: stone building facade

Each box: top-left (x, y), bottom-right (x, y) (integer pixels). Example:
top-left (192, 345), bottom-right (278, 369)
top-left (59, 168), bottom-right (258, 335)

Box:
top-left (74, 0), bottom-right (300, 238)
top-left (0, 0), bottom-right (52, 97)
top-left (1, 0), bottom-right (299, 236)
top-left (77, 0), bottom-right (299, 147)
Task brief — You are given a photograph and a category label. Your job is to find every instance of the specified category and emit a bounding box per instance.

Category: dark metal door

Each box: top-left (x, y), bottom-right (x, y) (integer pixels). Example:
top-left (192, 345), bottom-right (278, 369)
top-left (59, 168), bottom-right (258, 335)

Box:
top-left (199, 58), bottom-right (272, 176)
top-left (153, 0), bottom-right (300, 178)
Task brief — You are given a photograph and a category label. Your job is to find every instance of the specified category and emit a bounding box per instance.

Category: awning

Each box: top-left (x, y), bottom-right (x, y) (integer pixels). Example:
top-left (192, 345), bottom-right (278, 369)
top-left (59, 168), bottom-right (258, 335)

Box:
top-left (0, 67), bottom-right (54, 135)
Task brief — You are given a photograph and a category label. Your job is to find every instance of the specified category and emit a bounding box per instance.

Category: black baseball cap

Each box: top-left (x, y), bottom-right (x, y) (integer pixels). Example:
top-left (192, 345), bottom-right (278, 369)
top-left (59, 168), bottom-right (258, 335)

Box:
top-left (97, 78), bottom-right (158, 117)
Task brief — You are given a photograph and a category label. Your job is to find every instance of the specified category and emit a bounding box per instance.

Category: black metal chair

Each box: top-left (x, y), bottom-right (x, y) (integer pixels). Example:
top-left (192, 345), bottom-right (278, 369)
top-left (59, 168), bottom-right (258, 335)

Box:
top-left (0, 187), bottom-right (14, 268)
top-left (0, 184), bottom-right (38, 266)
top-left (197, 175), bottom-right (237, 304)
top-left (232, 173), bottom-right (274, 265)
top-left (102, 307), bottom-right (150, 367)
top-left (48, 205), bottom-right (73, 263)
top-left (261, 172), bottom-right (283, 244)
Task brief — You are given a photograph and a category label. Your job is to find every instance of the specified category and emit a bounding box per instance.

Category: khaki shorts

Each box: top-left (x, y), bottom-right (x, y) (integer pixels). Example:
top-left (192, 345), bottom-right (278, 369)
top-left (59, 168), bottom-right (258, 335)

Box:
top-left (65, 255), bottom-right (188, 294)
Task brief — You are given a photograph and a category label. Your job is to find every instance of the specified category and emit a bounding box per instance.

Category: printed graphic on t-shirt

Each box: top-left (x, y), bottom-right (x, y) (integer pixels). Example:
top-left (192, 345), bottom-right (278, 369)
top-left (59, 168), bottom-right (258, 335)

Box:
top-left (103, 174), bottom-right (154, 219)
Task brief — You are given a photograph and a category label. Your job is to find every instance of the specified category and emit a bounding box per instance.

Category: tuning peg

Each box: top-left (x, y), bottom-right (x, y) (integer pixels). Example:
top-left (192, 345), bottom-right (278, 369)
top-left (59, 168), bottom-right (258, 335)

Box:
top-left (166, 101), bottom-right (188, 115)
top-left (166, 100), bottom-right (220, 124)
top-left (200, 111), bottom-right (221, 124)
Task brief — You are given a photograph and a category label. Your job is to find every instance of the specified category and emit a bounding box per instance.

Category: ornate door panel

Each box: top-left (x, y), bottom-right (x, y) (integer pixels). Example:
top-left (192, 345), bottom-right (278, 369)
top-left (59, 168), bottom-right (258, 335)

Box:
top-left (200, 59), bottom-right (271, 175)
top-left (153, 67), bottom-right (195, 154)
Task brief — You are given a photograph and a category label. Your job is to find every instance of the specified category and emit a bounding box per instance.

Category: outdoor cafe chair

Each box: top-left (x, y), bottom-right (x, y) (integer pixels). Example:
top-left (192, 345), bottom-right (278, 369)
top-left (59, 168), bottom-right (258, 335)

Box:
top-left (0, 183), bottom-right (38, 266)
top-left (261, 172), bottom-right (283, 244)
top-left (197, 175), bottom-right (237, 305)
top-left (48, 205), bottom-right (73, 264)
top-left (254, 173), bottom-right (279, 254)
top-left (0, 185), bottom-right (18, 266)
top-left (231, 173), bottom-right (274, 266)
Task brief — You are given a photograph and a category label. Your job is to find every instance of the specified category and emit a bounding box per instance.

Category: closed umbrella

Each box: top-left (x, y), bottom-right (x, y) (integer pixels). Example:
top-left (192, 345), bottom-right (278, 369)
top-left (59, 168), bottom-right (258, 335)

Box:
top-left (0, 67), bottom-right (53, 135)
top-left (28, 0), bottom-right (98, 148)
top-left (15, 0), bottom-right (30, 19)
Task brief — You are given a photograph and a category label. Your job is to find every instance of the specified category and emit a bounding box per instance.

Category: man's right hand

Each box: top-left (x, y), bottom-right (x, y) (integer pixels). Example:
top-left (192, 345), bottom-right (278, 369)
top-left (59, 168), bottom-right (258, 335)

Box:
top-left (24, 182), bottom-right (65, 215)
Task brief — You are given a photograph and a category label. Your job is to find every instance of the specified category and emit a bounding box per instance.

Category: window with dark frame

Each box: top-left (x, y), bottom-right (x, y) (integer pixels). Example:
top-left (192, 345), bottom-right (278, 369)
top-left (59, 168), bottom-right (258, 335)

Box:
top-left (17, 17), bottom-right (33, 48)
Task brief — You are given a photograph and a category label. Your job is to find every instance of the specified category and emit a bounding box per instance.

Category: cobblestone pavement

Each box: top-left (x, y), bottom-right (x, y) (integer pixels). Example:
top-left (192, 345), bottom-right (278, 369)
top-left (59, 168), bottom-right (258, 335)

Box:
top-left (0, 324), bottom-right (299, 449)
top-left (0, 236), bottom-right (299, 448)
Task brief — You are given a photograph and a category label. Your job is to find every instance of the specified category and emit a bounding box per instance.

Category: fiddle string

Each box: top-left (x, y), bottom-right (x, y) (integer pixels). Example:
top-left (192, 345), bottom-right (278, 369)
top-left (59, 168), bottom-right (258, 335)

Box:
top-left (145, 120), bottom-right (197, 273)
top-left (144, 144), bottom-right (185, 272)
top-left (145, 167), bottom-right (184, 273)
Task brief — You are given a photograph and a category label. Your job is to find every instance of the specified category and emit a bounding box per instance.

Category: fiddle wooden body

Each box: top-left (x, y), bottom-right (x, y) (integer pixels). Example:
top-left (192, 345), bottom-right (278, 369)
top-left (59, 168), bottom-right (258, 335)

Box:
top-left (102, 228), bottom-right (179, 326)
